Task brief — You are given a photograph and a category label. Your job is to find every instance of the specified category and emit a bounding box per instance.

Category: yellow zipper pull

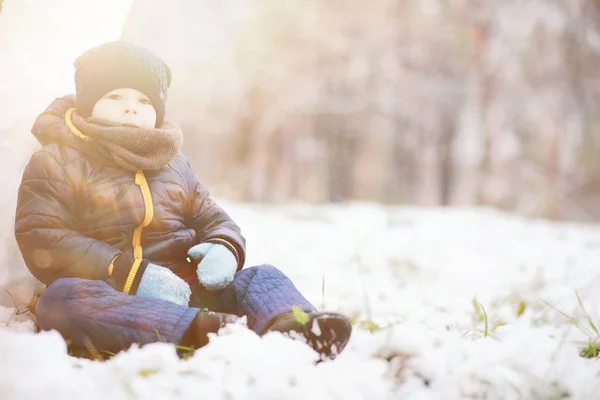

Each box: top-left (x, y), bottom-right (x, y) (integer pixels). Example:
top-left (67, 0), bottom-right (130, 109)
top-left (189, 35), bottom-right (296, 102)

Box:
top-left (135, 170), bottom-right (142, 185)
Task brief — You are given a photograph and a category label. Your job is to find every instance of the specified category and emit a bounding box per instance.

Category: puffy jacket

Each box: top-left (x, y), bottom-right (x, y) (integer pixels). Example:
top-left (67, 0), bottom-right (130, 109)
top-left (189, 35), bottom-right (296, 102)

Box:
top-left (15, 96), bottom-right (245, 294)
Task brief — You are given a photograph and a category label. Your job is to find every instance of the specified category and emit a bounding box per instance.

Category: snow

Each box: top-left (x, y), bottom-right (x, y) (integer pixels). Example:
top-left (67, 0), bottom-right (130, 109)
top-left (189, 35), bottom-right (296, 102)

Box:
top-left (1, 203), bottom-right (600, 399)
top-left (311, 319), bottom-right (322, 337)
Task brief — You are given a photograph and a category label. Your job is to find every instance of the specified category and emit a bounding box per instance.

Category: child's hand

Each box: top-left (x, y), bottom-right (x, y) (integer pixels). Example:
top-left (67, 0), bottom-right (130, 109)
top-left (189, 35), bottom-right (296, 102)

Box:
top-left (188, 243), bottom-right (237, 291)
top-left (136, 263), bottom-right (191, 306)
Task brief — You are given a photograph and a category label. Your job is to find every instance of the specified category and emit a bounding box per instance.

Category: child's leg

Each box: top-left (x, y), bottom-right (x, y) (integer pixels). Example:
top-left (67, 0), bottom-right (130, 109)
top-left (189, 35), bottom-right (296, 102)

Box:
top-left (212, 264), bottom-right (351, 359)
top-left (36, 278), bottom-right (200, 353)
top-left (223, 264), bottom-right (317, 334)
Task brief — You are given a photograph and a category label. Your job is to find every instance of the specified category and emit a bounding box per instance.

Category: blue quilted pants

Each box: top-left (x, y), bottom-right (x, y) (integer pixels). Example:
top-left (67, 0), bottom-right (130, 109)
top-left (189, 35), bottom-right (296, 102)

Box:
top-left (36, 264), bottom-right (316, 353)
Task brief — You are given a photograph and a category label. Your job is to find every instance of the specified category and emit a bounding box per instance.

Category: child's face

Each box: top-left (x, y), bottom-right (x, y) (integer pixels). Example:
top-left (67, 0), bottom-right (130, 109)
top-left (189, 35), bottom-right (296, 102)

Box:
top-left (91, 88), bottom-right (157, 129)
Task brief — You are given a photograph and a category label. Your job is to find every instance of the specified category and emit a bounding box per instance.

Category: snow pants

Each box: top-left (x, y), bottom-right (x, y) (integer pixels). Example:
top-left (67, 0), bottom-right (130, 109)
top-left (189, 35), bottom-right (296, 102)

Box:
top-left (35, 264), bottom-right (316, 353)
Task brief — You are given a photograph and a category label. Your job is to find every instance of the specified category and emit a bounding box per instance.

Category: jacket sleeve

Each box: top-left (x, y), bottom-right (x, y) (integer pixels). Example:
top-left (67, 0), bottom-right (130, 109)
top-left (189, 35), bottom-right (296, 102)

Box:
top-left (182, 159), bottom-right (246, 270)
top-left (14, 150), bottom-right (146, 292)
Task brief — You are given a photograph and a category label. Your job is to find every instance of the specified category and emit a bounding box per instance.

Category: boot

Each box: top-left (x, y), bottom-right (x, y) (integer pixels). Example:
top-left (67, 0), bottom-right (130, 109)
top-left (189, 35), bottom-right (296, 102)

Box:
top-left (181, 310), bottom-right (238, 349)
top-left (263, 311), bottom-right (352, 359)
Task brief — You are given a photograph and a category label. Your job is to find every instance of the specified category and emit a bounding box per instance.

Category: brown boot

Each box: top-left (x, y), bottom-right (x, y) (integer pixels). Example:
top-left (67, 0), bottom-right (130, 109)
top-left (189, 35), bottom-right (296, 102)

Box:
top-left (181, 311), bottom-right (238, 349)
top-left (264, 312), bottom-right (352, 360)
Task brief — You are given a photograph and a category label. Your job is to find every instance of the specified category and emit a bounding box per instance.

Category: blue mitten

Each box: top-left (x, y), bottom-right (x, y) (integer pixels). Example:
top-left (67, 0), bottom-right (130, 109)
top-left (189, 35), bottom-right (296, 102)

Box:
top-left (136, 263), bottom-right (191, 306)
top-left (188, 243), bottom-right (237, 291)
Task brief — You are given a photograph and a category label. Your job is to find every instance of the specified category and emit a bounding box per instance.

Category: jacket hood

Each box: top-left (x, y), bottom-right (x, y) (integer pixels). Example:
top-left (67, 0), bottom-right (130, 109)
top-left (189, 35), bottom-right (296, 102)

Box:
top-left (31, 95), bottom-right (83, 149)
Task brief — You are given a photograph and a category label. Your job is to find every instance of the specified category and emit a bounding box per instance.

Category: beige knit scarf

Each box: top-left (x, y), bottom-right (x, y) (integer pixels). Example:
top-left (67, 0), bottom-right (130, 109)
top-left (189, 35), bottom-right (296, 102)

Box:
top-left (66, 108), bottom-right (183, 171)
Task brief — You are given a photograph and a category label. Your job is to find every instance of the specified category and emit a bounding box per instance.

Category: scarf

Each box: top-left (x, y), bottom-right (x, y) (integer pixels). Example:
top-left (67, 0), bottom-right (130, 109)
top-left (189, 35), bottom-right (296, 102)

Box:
top-left (66, 108), bottom-right (183, 171)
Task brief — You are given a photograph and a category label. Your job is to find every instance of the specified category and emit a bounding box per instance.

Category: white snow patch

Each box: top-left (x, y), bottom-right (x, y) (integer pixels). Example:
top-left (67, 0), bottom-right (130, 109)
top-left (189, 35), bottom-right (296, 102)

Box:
top-left (2, 204), bottom-right (600, 399)
top-left (311, 319), bottom-right (322, 337)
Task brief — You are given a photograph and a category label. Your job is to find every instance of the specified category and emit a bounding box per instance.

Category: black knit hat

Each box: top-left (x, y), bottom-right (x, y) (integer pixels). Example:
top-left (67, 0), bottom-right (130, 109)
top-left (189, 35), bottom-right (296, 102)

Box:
top-left (74, 41), bottom-right (172, 126)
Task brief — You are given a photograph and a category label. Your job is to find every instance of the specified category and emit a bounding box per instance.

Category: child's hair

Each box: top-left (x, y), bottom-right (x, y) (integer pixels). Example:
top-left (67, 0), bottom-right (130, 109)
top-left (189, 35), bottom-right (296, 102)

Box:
top-left (73, 41), bottom-right (172, 126)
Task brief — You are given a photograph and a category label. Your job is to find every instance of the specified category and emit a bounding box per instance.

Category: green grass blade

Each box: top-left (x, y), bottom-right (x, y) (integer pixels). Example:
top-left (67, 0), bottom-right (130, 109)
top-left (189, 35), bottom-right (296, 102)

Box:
top-left (472, 299), bottom-right (489, 337)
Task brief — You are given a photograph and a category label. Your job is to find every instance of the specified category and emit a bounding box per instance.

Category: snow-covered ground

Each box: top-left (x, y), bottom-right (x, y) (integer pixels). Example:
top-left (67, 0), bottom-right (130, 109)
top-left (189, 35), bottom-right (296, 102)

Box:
top-left (1, 203), bottom-right (600, 399)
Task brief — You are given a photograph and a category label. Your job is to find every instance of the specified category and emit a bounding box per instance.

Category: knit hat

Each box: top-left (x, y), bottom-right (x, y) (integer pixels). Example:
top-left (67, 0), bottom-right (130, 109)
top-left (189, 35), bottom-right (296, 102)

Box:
top-left (73, 41), bottom-right (172, 126)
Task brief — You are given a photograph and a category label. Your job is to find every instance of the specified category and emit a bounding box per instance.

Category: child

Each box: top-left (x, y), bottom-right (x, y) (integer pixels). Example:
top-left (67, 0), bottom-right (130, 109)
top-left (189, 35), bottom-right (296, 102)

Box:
top-left (15, 41), bottom-right (351, 358)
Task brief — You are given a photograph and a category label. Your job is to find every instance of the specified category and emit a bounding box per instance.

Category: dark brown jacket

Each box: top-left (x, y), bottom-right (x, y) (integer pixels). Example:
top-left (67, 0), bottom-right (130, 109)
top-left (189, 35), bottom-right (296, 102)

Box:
top-left (15, 96), bottom-right (245, 294)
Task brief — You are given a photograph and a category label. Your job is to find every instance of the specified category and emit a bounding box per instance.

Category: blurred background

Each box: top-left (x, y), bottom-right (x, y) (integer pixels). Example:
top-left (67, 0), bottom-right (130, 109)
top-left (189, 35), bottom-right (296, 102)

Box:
top-left (2, 0), bottom-right (600, 302)
top-left (4, 0), bottom-right (600, 221)
top-left (120, 0), bottom-right (600, 222)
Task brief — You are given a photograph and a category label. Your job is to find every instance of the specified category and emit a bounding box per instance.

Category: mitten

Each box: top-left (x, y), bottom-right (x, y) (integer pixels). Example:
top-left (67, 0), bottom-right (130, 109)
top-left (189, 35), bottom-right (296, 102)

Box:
top-left (188, 243), bottom-right (237, 290)
top-left (136, 263), bottom-right (191, 306)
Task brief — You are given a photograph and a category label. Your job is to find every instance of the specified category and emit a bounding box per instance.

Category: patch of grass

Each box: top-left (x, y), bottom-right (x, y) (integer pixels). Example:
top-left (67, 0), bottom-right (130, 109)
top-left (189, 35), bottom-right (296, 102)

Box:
top-left (543, 291), bottom-right (600, 359)
top-left (68, 340), bottom-right (196, 362)
top-left (67, 339), bottom-right (115, 362)
top-left (0, 286), bottom-right (32, 316)
top-left (358, 320), bottom-right (382, 333)
top-left (471, 298), bottom-right (489, 337)
top-left (348, 315), bottom-right (387, 333)
top-left (516, 300), bottom-right (527, 317)
top-left (580, 339), bottom-right (600, 358)
top-left (575, 292), bottom-right (599, 338)
top-left (139, 368), bottom-right (159, 377)
top-left (174, 344), bottom-right (197, 360)
top-left (465, 298), bottom-right (508, 339)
